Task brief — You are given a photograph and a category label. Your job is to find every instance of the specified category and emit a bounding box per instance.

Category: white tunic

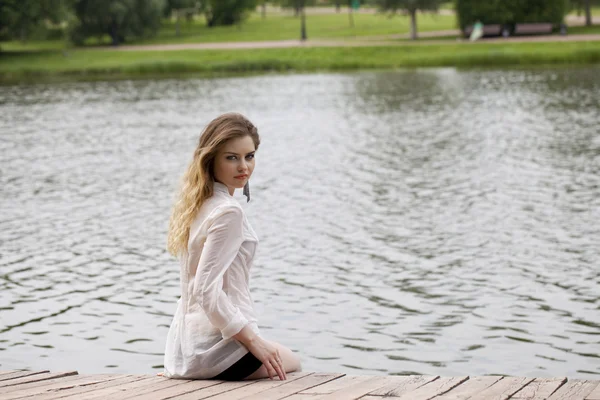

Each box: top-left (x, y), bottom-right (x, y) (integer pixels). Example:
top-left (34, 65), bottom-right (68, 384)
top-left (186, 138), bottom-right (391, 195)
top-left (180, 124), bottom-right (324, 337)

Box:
top-left (163, 181), bottom-right (260, 379)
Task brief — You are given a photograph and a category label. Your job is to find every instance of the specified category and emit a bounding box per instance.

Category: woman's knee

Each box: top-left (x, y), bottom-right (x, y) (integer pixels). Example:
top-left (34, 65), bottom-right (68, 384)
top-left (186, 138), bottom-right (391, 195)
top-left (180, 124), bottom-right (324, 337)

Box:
top-left (244, 342), bottom-right (302, 380)
top-left (270, 341), bottom-right (302, 373)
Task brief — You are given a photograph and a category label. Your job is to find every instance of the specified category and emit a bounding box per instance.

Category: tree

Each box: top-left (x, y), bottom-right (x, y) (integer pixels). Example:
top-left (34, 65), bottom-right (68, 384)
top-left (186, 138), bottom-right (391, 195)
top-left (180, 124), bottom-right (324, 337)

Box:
top-left (258, 0), bottom-right (268, 19)
top-left (274, 0), bottom-right (316, 16)
top-left (571, 0), bottom-right (594, 26)
top-left (0, 0), bottom-right (69, 42)
top-left (202, 0), bottom-right (256, 27)
top-left (456, 0), bottom-right (569, 32)
top-left (274, 0), bottom-right (316, 40)
top-left (374, 0), bottom-right (443, 40)
top-left (70, 0), bottom-right (166, 45)
top-left (347, 0), bottom-right (354, 28)
top-left (163, 0), bottom-right (200, 36)
top-left (163, 0), bottom-right (199, 17)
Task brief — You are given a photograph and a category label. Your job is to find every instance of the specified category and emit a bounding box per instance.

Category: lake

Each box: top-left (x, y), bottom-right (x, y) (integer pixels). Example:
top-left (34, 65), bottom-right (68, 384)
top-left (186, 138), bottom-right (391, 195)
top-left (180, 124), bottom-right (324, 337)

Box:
top-left (1, 67), bottom-right (599, 378)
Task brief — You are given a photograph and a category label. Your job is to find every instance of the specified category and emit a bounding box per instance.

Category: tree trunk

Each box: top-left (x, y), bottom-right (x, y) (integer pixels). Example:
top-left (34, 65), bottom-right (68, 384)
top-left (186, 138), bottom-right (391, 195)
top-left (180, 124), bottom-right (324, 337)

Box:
top-left (409, 9), bottom-right (417, 40)
top-left (175, 9), bottom-right (181, 36)
top-left (348, 4), bottom-right (354, 28)
top-left (585, 0), bottom-right (592, 26)
top-left (300, 9), bottom-right (307, 40)
top-left (262, 3), bottom-right (266, 19)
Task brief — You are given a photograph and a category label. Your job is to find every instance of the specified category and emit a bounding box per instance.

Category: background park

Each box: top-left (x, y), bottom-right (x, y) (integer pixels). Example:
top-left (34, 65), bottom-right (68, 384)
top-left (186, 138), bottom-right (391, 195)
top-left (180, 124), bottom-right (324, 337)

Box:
top-left (1, 0), bottom-right (599, 388)
top-left (0, 0), bottom-right (600, 81)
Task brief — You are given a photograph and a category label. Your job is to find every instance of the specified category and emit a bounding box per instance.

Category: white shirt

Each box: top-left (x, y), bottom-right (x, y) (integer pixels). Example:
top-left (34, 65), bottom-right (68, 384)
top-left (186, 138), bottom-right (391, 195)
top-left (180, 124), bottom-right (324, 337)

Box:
top-left (163, 181), bottom-right (260, 379)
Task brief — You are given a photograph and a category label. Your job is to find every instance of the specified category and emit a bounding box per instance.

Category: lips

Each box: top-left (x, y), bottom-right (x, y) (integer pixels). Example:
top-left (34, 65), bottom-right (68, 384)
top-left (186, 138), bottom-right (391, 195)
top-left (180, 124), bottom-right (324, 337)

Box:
top-left (234, 175), bottom-right (248, 179)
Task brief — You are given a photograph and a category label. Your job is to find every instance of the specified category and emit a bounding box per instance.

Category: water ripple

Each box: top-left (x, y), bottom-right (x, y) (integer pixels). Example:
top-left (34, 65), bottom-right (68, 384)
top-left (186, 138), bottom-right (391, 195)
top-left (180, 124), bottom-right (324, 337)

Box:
top-left (1, 68), bottom-right (599, 377)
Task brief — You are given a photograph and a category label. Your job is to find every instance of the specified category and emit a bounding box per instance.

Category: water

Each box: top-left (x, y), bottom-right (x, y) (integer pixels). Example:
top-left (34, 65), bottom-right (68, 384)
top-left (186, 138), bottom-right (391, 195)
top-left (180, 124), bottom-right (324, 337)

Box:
top-left (1, 67), bottom-right (599, 378)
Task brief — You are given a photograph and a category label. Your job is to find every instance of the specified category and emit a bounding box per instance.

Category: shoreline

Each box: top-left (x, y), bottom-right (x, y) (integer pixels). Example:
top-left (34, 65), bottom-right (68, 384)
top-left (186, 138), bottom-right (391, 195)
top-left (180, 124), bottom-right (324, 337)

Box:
top-left (2, 41), bottom-right (600, 84)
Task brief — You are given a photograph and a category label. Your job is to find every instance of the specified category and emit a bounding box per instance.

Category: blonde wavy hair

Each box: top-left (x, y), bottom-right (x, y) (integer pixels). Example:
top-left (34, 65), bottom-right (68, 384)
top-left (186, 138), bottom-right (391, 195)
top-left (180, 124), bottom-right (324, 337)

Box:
top-left (167, 113), bottom-right (260, 257)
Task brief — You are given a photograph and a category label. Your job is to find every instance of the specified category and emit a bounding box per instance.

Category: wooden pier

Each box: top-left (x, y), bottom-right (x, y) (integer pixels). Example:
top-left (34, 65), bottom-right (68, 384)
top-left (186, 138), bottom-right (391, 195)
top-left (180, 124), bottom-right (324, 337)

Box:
top-left (1, 370), bottom-right (599, 399)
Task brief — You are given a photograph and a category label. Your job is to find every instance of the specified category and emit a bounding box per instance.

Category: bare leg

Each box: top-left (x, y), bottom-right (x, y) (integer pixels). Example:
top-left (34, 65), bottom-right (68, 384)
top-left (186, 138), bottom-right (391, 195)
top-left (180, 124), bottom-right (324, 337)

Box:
top-left (245, 341), bottom-right (302, 380)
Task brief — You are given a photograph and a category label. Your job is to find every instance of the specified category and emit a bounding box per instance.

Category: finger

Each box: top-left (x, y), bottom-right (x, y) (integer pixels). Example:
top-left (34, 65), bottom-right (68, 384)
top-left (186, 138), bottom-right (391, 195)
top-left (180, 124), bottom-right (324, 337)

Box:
top-left (281, 360), bottom-right (287, 380)
top-left (265, 362), bottom-right (276, 380)
top-left (276, 357), bottom-right (286, 380)
top-left (271, 359), bottom-right (285, 381)
top-left (271, 360), bottom-right (283, 381)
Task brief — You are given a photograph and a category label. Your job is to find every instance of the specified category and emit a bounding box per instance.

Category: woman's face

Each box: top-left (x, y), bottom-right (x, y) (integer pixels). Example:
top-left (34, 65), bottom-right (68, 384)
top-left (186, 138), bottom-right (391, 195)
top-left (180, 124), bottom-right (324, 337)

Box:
top-left (213, 135), bottom-right (256, 195)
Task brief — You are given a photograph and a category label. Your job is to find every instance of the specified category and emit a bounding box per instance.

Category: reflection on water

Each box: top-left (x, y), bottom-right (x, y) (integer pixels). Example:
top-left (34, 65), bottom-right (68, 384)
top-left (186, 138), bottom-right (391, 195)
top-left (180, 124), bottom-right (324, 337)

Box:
top-left (0, 67), bottom-right (599, 378)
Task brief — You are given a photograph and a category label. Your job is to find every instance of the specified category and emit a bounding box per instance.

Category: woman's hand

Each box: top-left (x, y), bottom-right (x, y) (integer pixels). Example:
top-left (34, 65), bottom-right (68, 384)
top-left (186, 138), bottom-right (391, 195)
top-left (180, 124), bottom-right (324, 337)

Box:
top-left (246, 336), bottom-right (286, 380)
top-left (233, 326), bottom-right (286, 380)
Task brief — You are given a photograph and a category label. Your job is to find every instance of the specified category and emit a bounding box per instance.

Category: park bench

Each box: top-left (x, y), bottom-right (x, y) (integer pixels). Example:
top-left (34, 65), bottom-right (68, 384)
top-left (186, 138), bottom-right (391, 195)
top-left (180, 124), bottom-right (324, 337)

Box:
top-left (464, 24), bottom-right (502, 37)
top-left (513, 23), bottom-right (554, 35)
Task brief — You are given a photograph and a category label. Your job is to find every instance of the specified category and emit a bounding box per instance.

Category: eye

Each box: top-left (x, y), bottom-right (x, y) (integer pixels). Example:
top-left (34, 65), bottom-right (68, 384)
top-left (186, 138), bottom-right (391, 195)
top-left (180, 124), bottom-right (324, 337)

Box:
top-left (246, 154), bottom-right (255, 160)
top-left (226, 155), bottom-right (237, 160)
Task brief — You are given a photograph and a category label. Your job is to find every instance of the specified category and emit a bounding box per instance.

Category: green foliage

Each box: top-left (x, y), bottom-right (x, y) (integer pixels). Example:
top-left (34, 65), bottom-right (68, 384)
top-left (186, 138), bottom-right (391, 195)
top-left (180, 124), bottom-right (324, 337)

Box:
top-left (274, 0), bottom-right (317, 8)
top-left (163, 0), bottom-right (199, 17)
top-left (0, 0), bottom-right (70, 41)
top-left (374, 0), bottom-right (443, 13)
top-left (455, 0), bottom-right (569, 30)
top-left (203, 0), bottom-right (257, 27)
top-left (570, 0), bottom-right (600, 12)
top-left (70, 0), bottom-right (166, 45)
top-left (373, 0), bottom-right (444, 40)
top-left (2, 12), bottom-right (455, 47)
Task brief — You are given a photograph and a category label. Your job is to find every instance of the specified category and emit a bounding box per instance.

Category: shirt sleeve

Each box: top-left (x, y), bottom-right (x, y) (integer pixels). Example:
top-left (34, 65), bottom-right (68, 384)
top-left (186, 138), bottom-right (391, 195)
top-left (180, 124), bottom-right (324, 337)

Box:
top-left (192, 205), bottom-right (249, 340)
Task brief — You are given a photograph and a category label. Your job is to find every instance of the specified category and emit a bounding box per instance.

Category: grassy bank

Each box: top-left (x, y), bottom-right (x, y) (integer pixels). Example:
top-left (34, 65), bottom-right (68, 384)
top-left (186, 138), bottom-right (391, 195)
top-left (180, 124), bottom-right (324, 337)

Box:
top-left (1, 41), bottom-right (599, 83)
top-left (0, 12), bottom-right (456, 51)
top-left (149, 12), bottom-right (456, 44)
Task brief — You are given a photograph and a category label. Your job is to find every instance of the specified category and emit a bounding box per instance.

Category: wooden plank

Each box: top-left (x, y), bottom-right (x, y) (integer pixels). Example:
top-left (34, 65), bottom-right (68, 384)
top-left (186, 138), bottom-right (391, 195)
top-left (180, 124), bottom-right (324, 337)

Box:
top-left (0, 374), bottom-right (87, 396)
top-left (368, 375), bottom-right (439, 396)
top-left (0, 372), bottom-right (78, 389)
top-left (468, 377), bottom-right (535, 400)
top-left (0, 370), bottom-right (50, 382)
top-left (109, 377), bottom-right (193, 400)
top-left (391, 376), bottom-right (469, 400)
top-left (299, 375), bottom-right (375, 395)
top-left (548, 379), bottom-right (600, 400)
top-left (3, 374), bottom-right (135, 400)
top-left (434, 376), bottom-right (503, 399)
top-left (0, 371), bottom-right (18, 376)
top-left (206, 372), bottom-right (314, 400)
top-left (64, 376), bottom-right (163, 400)
top-left (170, 380), bottom-right (258, 400)
top-left (240, 373), bottom-right (344, 400)
top-left (299, 376), bottom-right (401, 400)
top-left (122, 378), bottom-right (226, 400)
top-left (512, 377), bottom-right (567, 399)
top-left (0, 374), bottom-right (112, 399)
top-left (586, 382), bottom-right (600, 400)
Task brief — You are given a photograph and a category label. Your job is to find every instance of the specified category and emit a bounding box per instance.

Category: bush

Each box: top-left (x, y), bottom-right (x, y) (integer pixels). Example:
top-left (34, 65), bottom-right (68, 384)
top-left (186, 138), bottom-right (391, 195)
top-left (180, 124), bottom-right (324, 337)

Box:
top-left (70, 0), bottom-right (166, 46)
top-left (455, 0), bottom-right (568, 30)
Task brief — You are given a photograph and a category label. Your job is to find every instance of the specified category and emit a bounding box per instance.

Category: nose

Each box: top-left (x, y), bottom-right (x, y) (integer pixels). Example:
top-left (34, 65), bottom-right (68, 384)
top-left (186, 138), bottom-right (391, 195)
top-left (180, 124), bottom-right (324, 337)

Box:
top-left (238, 159), bottom-right (248, 172)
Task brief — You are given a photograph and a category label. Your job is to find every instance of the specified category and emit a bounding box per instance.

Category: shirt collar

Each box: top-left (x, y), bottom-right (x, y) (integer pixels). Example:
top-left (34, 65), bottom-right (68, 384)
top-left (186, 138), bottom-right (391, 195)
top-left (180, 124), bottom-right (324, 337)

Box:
top-left (213, 181), bottom-right (233, 196)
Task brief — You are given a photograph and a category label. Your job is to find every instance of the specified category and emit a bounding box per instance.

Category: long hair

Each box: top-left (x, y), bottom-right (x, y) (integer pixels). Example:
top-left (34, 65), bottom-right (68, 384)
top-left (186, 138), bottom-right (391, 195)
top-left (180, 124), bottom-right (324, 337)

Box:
top-left (167, 113), bottom-right (260, 257)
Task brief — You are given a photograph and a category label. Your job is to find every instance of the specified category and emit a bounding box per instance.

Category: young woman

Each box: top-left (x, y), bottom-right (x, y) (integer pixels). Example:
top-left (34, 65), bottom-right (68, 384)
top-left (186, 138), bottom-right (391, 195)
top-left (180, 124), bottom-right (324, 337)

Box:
top-left (162, 113), bottom-right (301, 381)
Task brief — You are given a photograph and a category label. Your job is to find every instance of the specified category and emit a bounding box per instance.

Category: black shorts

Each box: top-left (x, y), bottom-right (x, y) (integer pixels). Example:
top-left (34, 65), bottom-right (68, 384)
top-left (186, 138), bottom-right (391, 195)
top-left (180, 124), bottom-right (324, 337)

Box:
top-left (213, 352), bottom-right (263, 381)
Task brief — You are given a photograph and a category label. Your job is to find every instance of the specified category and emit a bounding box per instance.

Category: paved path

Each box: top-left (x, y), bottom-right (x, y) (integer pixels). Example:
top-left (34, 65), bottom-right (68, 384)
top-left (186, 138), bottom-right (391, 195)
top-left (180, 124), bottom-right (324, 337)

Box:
top-left (107, 33), bottom-right (600, 52)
